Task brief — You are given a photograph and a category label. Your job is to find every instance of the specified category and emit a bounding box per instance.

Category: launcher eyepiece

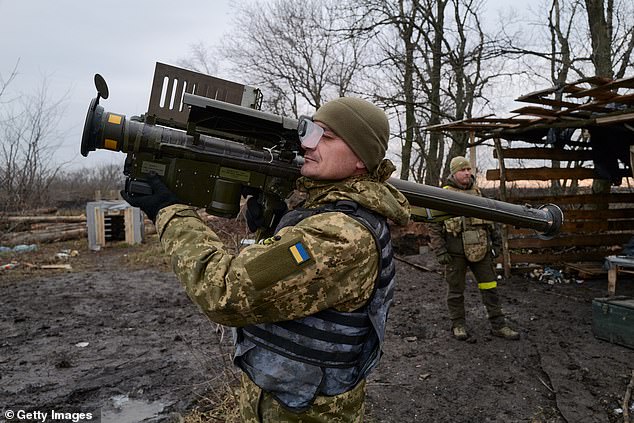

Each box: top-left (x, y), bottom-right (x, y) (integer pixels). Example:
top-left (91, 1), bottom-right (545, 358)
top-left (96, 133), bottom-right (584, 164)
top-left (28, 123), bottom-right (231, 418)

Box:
top-left (81, 74), bottom-right (109, 157)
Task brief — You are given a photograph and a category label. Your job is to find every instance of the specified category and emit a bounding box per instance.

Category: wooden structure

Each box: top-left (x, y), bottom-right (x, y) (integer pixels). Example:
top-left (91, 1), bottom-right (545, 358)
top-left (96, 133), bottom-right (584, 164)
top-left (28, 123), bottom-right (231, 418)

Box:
top-left (86, 201), bottom-right (144, 251)
top-left (605, 255), bottom-right (634, 296)
top-left (425, 76), bottom-right (634, 274)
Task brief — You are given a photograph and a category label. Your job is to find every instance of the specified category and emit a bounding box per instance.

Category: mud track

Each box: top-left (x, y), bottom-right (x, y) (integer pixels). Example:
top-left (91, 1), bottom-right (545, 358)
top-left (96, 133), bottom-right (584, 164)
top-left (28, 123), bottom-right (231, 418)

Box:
top-left (1, 241), bottom-right (633, 422)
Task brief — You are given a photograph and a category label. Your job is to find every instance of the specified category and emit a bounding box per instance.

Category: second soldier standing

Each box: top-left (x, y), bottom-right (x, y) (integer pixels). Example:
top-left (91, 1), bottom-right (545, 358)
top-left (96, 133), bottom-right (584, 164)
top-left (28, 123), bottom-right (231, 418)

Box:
top-left (428, 156), bottom-right (520, 341)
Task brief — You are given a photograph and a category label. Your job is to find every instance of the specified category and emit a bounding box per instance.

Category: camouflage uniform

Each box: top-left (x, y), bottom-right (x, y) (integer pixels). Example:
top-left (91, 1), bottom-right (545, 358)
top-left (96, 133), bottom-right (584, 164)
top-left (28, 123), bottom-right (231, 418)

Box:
top-left (428, 175), bottom-right (506, 329)
top-left (155, 172), bottom-right (410, 422)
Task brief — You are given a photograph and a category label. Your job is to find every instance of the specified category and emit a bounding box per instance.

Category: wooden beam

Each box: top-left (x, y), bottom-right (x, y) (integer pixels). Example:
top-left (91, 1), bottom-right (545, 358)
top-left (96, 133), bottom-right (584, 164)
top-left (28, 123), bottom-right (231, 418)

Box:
top-left (494, 147), bottom-right (594, 161)
top-left (509, 106), bottom-right (560, 117)
top-left (568, 75), bottom-right (613, 87)
top-left (508, 232), bottom-right (632, 248)
top-left (515, 96), bottom-right (582, 109)
top-left (596, 111), bottom-right (634, 124)
top-left (95, 208), bottom-right (105, 248)
top-left (487, 166), bottom-right (632, 181)
top-left (509, 250), bottom-right (612, 264)
top-left (124, 208), bottom-right (135, 245)
top-left (561, 208), bottom-right (634, 220)
top-left (508, 219), bottom-right (634, 234)
top-left (505, 192), bottom-right (634, 205)
top-left (566, 76), bottom-right (634, 98)
top-left (2, 215), bottom-right (87, 223)
top-left (486, 167), bottom-right (597, 181)
top-left (567, 88), bottom-right (618, 101)
top-left (1, 228), bottom-right (87, 245)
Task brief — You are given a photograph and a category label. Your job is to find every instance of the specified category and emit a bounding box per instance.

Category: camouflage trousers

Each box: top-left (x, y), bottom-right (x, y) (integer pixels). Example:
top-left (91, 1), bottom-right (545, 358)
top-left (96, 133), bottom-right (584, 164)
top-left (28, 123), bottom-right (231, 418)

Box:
top-left (238, 372), bottom-right (366, 422)
top-left (443, 253), bottom-right (505, 328)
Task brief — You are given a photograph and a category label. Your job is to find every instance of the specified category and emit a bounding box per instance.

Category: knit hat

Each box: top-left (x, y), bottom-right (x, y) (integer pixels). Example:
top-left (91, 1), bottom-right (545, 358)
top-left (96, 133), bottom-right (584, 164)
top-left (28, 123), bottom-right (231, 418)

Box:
top-left (313, 97), bottom-right (389, 172)
top-left (450, 156), bottom-right (471, 175)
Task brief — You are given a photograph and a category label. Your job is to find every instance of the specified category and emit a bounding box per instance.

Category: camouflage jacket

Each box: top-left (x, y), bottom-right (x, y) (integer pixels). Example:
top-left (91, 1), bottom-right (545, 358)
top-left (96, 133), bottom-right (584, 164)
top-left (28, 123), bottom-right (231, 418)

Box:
top-left (427, 175), bottom-right (501, 257)
top-left (155, 171), bottom-right (410, 328)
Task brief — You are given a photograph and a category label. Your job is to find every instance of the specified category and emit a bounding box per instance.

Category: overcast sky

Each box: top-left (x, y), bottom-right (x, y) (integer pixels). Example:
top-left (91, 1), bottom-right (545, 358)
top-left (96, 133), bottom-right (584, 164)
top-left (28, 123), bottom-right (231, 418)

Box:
top-left (0, 0), bottom-right (527, 172)
top-left (0, 0), bottom-right (236, 170)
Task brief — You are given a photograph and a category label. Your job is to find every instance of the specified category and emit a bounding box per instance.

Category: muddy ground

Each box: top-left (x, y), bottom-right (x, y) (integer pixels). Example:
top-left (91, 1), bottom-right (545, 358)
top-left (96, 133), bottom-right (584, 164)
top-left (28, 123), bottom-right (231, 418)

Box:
top-left (1, 234), bottom-right (633, 423)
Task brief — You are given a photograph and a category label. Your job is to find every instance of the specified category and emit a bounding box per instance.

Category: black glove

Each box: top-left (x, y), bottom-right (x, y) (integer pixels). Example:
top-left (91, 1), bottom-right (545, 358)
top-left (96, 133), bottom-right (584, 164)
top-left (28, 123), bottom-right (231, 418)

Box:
top-left (120, 174), bottom-right (180, 222)
top-left (245, 196), bottom-right (287, 233)
top-left (437, 252), bottom-right (453, 265)
top-left (491, 244), bottom-right (502, 258)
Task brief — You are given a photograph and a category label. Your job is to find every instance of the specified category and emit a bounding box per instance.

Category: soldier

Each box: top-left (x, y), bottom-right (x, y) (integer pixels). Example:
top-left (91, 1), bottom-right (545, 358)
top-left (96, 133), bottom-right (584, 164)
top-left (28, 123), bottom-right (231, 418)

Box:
top-left (428, 156), bottom-right (519, 341)
top-left (122, 97), bottom-right (410, 422)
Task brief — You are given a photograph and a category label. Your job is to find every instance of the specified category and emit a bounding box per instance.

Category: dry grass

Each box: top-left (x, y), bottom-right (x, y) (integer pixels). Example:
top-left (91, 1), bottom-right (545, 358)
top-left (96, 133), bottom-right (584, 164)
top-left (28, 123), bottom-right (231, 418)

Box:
top-left (120, 234), bottom-right (172, 271)
top-left (183, 383), bottom-right (241, 423)
top-left (178, 322), bottom-right (243, 423)
top-left (529, 406), bottom-right (565, 423)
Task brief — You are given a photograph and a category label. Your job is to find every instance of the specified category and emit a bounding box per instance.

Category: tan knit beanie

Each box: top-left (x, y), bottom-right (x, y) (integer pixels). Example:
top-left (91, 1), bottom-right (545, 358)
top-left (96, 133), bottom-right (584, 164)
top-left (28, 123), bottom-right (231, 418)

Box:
top-left (450, 156), bottom-right (471, 175)
top-left (313, 97), bottom-right (389, 172)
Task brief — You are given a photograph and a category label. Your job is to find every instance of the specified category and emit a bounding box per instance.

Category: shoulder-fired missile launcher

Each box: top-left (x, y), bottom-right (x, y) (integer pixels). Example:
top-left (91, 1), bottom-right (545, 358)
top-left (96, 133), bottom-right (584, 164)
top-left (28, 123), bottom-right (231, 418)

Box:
top-left (81, 63), bottom-right (563, 239)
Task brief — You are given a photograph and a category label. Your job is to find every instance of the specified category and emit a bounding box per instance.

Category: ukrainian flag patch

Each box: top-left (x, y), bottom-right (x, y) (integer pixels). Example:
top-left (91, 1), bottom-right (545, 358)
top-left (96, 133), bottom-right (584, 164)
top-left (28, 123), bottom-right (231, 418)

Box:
top-left (289, 242), bottom-right (311, 265)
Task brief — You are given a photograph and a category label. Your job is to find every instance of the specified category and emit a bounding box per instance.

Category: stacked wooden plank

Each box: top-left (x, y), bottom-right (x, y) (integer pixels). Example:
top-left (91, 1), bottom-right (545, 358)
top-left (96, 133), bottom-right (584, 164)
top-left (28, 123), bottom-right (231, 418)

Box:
top-left (0, 213), bottom-right (88, 246)
top-left (487, 144), bottom-right (634, 273)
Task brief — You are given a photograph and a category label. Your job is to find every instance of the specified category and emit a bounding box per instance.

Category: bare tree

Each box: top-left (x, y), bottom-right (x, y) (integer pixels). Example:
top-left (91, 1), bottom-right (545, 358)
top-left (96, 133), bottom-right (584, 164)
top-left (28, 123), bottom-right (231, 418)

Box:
top-left (0, 61), bottom-right (19, 102)
top-left (347, 0), bottom-right (427, 181)
top-left (546, 0), bottom-right (576, 193)
top-left (582, 0), bottom-right (634, 79)
top-left (0, 74), bottom-right (67, 212)
top-left (348, 0), bottom-right (505, 184)
top-left (177, 41), bottom-right (218, 76)
top-left (581, 0), bottom-right (634, 195)
top-left (217, 0), bottom-right (369, 116)
top-left (48, 164), bottom-right (125, 208)
top-left (417, 0), bottom-right (448, 186)
top-left (502, 0), bottom-right (634, 82)
top-left (436, 0), bottom-right (504, 183)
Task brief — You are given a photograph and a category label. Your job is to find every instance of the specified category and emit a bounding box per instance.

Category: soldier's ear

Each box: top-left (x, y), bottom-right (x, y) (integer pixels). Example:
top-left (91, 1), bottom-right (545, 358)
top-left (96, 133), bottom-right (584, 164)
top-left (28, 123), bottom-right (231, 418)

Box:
top-left (355, 160), bottom-right (366, 171)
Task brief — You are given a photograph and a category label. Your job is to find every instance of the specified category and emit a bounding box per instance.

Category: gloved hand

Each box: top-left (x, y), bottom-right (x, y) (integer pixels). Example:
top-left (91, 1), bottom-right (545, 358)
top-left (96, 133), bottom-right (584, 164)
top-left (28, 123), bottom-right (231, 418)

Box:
top-left (491, 244), bottom-right (502, 258)
top-left (120, 174), bottom-right (181, 222)
top-left (437, 252), bottom-right (453, 265)
top-left (245, 196), bottom-right (287, 233)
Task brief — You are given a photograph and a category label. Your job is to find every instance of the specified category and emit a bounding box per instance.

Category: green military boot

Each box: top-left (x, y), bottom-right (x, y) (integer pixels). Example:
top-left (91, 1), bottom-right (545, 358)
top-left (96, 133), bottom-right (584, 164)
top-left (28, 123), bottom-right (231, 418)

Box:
top-left (452, 324), bottom-right (469, 341)
top-left (491, 326), bottom-right (520, 340)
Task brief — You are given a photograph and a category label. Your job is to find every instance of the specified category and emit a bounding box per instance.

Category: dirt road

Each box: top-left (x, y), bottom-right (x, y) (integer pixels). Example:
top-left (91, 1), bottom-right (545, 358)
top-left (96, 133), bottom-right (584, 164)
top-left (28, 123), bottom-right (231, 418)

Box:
top-left (1, 240), bottom-right (633, 422)
top-left (367, 253), bottom-right (633, 423)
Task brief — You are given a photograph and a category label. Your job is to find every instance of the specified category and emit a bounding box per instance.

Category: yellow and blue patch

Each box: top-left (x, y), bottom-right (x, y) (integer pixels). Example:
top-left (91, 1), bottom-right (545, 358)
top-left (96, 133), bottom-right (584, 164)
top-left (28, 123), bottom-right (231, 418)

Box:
top-left (289, 242), bottom-right (311, 265)
top-left (244, 236), bottom-right (313, 290)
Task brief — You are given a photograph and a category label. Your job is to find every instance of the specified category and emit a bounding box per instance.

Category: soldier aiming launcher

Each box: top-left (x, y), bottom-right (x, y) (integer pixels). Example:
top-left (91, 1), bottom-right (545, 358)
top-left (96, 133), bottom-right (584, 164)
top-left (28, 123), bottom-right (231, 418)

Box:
top-left (81, 63), bottom-right (563, 238)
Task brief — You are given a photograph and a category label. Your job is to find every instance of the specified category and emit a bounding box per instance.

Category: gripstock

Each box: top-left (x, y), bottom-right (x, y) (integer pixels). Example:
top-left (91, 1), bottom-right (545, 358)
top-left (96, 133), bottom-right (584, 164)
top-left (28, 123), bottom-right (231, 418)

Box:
top-left (80, 63), bottom-right (563, 238)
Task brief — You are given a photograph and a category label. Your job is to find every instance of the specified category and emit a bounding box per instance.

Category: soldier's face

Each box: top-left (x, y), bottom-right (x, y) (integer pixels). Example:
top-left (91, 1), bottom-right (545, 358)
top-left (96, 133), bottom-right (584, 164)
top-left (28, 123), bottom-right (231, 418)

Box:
top-left (454, 167), bottom-right (472, 186)
top-left (300, 122), bottom-right (366, 180)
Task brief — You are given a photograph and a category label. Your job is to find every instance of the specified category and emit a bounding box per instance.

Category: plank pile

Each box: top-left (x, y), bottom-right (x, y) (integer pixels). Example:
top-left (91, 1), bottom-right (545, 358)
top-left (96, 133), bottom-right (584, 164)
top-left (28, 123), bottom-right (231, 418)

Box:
top-left (0, 210), bottom-right (87, 246)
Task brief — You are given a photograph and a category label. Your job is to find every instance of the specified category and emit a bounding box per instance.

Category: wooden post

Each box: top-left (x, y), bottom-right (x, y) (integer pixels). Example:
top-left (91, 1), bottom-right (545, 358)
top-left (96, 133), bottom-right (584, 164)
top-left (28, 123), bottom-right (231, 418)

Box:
top-left (469, 130), bottom-right (477, 171)
top-left (493, 138), bottom-right (511, 278)
top-left (94, 207), bottom-right (106, 248)
top-left (607, 266), bottom-right (617, 296)
top-left (124, 207), bottom-right (135, 244)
